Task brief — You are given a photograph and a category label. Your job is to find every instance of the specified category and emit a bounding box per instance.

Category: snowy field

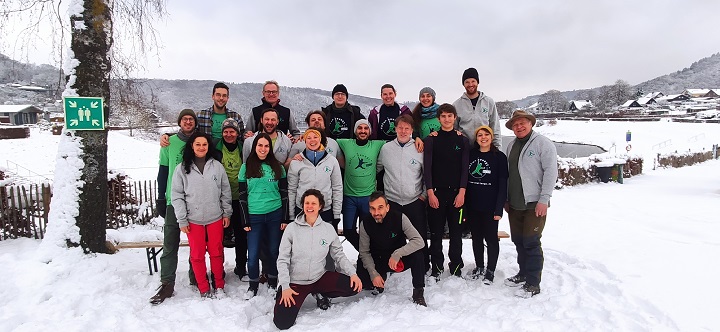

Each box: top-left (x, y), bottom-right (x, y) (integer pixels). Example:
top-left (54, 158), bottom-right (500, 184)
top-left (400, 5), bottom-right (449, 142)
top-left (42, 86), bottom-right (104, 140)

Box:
top-left (0, 120), bottom-right (719, 331)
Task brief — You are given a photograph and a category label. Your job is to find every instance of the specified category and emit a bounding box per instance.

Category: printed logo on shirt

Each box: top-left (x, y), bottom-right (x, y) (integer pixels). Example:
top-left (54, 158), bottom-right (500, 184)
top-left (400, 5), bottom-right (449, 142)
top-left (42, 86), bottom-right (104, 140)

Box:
top-left (324, 166), bottom-right (331, 173)
top-left (422, 121), bottom-right (440, 134)
top-left (354, 153), bottom-right (374, 170)
top-left (469, 158), bottom-right (491, 180)
top-left (454, 145), bottom-right (461, 151)
top-left (380, 118), bottom-right (397, 137)
top-left (320, 239), bottom-right (328, 246)
top-left (482, 107), bottom-right (488, 113)
top-left (527, 150), bottom-right (536, 157)
top-left (329, 118), bottom-right (348, 136)
top-left (390, 232), bottom-right (397, 238)
top-left (410, 158), bottom-right (419, 165)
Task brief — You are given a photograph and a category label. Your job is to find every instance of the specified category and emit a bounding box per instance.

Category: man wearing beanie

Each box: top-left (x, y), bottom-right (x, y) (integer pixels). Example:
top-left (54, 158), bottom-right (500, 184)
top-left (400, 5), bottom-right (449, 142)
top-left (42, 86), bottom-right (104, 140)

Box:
top-left (216, 118), bottom-right (248, 279)
top-left (336, 119), bottom-right (385, 251)
top-left (452, 68), bottom-right (501, 148)
top-left (150, 109), bottom-right (199, 305)
top-left (321, 84), bottom-right (365, 140)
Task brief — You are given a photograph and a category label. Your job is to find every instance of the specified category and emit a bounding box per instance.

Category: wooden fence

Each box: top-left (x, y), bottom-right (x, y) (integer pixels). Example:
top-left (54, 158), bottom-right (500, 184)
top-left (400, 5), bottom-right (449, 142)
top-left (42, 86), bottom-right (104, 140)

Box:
top-left (1, 180), bottom-right (159, 241)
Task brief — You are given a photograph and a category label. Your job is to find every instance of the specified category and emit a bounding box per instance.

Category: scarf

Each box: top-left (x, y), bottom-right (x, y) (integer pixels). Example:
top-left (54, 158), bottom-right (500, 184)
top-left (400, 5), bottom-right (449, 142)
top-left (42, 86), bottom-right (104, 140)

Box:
top-left (420, 103), bottom-right (439, 120)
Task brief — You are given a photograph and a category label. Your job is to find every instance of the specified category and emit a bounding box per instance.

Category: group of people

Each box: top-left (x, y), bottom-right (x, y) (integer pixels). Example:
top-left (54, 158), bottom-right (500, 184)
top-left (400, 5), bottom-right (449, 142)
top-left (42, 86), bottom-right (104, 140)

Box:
top-left (148, 68), bottom-right (558, 330)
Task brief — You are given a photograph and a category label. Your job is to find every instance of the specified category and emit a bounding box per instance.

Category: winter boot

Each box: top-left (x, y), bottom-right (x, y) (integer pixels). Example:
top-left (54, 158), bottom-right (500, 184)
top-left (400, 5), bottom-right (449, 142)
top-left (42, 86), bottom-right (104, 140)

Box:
top-left (314, 293), bottom-right (331, 310)
top-left (504, 273), bottom-right (526, 287)
top-left (267, 276), bottom-right (278, 290)
top-left (149, 282), bottom-right (174, 305)
top-left (244, 281), bottom-right (259, 300)
top-left (515, 283), bottom-right (541, 298)
top-left (200, 289), bottom-right (216, 299)
top-left (482, 269), bottom-right (495, 285)
top-left (466, 267), bottom-right (484, 280)
top-left (412, 288), bottom-right (427, 307)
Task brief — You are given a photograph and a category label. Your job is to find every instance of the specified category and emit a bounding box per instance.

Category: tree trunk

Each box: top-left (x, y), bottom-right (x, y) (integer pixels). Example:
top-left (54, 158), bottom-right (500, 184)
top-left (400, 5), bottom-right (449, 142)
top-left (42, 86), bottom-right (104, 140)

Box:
top-left (70, 0), bottom-right (112, 254)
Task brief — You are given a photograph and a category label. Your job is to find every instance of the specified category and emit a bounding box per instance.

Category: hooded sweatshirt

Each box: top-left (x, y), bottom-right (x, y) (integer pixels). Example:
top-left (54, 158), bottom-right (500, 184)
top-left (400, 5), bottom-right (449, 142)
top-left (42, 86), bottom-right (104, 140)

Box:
top-left (504, 130), bottom-right (558, 207)
top-left (287, 152), bottom-right (343, 218)
top-left (452, 92), bottom-right (501, 148)
top-left (377, 138), bottom-right (425, 205)
top-left (277, 214), bottom-right (356, 291)
top-left (171, 158), bottom-right (232, 227)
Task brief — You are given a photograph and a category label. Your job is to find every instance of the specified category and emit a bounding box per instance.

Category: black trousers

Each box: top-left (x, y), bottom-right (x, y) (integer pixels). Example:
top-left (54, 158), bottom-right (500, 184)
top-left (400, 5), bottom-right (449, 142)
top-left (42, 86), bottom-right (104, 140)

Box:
top-left (466, 209), bottom-right (499, 271)
top-left (427, 188), bottom-right (463, 274)
top-left (230, 200), bottom-right (248, 272)
top-left (508, 207), bottom-right (546, 287)
top-left (356, 250), bottom-right (425, 289)
top-left (388, 199), bottom-right (429, 272)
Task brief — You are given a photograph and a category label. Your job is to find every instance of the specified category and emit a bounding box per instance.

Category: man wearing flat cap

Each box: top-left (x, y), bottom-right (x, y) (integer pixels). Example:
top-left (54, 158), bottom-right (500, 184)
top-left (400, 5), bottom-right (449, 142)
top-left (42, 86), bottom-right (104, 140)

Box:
top-left (452, 68), bottom-right (501, 148)
top-left (503, 110), bottom-right (557, 299)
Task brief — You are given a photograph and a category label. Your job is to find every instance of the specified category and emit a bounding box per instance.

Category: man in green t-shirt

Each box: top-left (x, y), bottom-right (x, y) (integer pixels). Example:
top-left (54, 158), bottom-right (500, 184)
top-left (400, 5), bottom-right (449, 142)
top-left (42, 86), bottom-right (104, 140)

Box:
top-left (216, 118), bottom-right (248, 280)
top-left (336, 119), bottom-right (384, 251)
top-left (150, 109), bottom-right (198, 305)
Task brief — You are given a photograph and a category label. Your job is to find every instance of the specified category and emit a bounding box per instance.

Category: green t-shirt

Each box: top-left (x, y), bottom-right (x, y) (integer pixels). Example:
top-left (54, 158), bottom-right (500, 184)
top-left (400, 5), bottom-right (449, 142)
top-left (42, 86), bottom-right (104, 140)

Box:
top-left (158, 135), bottom-right (187, 205)
top-left (211, 112), bottom-right (226, 140)
top-left (218, 141), bottom-right (242, 200)
top-left (238, 163), bottom-right (286, 214)
top-left (419, 118), bottom-right (441, 139)
top-left (336, 139), bottom-right (384, 197)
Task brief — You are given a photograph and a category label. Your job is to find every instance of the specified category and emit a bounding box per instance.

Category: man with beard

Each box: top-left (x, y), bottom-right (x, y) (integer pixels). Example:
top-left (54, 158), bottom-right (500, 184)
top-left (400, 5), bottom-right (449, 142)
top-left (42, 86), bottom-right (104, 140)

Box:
top-left (356, 192), bottom-right (427, 306)
top-left (452, 68), bottom-right (501, 148)
top-left (243, 108), bottom-right (293, 166)
top-left (285, 110), bottom-right (344, 168)
top-left (150, 109), bottom-right (199, 305)
top-left (160, 82), bottom-right (244, 147)
top-left (321, 84), bottom-right (365, 140)
top-left (246, 80), bottom-right (301, 141)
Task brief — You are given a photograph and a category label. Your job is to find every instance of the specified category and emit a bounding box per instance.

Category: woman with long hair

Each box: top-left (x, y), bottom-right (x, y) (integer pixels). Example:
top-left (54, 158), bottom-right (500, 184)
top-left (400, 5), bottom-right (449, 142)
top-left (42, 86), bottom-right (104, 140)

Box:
top-left (171, 132), bottom-right (232, 298)
top-left (239, 132), bottom-right (289, 298)
top-left (411, 87), bottom-right (441, 139)
top-left (464, 125), bottom-right (508, 284)
top-left (273, 189), bottom-right (361, 330)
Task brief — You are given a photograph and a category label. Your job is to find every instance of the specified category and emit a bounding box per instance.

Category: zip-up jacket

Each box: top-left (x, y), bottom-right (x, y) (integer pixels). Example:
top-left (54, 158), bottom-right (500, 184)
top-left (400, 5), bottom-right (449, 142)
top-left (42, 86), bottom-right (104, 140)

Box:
top-left (287, 152), bottom-right (343, 219)
top-left (171, 159), bottom-right (232, 228)
top-left (504, 131), bottom-right (558, 205)
top-left (277, 214), bottom-right (356, 291)
top-left (452, 92), bottom-right (501, 148)
top-left (368, 103), bottom-right (411, 141)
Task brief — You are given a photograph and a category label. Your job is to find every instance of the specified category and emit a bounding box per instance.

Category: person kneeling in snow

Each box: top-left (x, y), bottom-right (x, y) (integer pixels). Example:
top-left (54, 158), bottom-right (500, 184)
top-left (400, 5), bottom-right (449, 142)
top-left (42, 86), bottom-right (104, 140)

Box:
top-left (273, 189), bottom-right (362, 330)
top-left (356, 191), bottom-right (427, 306)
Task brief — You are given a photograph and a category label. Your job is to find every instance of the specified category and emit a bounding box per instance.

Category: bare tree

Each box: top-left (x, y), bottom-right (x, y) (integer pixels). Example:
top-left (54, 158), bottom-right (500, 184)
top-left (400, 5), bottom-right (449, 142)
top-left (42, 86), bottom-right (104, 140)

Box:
top-left (1, 0), bottom-right (166, 253)
top-left (496, 100), bottom-right (518, 118)
top-left (538, 89), bottom-right (568, 113)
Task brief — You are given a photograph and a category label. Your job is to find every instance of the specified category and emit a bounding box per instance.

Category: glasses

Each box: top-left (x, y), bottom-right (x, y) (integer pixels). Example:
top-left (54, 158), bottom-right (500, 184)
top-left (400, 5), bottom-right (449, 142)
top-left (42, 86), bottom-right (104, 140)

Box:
top-left (181, 118), bottom-right (195, 123)
top-left (333, 92), bottom-right (346, 96)
top-left (263, 90), bottom-right (279, 95)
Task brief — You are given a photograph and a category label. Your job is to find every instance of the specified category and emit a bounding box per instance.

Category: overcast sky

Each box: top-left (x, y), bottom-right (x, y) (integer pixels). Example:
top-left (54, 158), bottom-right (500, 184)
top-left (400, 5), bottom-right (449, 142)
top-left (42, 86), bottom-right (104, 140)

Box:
top-left (4, 0), bottom-right (720, 103)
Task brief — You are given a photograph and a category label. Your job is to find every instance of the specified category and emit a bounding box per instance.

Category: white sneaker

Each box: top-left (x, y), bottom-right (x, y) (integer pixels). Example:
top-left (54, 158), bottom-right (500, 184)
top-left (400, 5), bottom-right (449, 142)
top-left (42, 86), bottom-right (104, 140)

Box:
top-left (215, 288), bottom-right (227, 299)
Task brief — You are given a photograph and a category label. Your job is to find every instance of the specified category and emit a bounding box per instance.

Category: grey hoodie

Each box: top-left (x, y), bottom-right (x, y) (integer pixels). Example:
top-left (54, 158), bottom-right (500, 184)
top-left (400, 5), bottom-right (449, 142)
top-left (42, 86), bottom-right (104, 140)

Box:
top-left (287, 152), bottom-right (343, 218)
top-left (171, 159), bottom-right (232, 227)
top-left (376, 138), bottom-right (425, 205)
top-left (452, 92), bottom-right (501, 148)
top-left (504, 131), bottom-right (558, 205)
top-left (277, 214), bottom-right (356, 291)
top-left (242, 131), bottom-right (293, 163)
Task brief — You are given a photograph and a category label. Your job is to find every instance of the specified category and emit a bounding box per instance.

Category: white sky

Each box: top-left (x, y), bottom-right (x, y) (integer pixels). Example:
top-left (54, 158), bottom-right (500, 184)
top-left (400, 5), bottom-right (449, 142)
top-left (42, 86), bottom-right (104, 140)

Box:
top-left (3, 0), bottom-right (720, 102)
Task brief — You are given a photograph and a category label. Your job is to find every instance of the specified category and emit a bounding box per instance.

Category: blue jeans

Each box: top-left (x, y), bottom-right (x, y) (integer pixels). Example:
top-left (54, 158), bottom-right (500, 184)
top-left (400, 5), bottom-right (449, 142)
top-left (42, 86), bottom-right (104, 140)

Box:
top-left (342, 195), bottom-right (369, 250)
top-left (247, 208), bottom-right (283, 281)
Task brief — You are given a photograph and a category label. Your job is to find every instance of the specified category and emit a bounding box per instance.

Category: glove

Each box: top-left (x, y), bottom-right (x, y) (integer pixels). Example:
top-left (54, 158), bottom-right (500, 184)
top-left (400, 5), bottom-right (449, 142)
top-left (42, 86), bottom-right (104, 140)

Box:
top-left (156, 199), bottom-right (167, 218)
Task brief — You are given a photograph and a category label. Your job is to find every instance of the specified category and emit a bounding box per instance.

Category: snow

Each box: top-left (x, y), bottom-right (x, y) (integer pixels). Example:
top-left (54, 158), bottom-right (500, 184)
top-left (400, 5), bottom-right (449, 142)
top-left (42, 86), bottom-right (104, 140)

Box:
top-left (0, 120), bottom-right (719, 330)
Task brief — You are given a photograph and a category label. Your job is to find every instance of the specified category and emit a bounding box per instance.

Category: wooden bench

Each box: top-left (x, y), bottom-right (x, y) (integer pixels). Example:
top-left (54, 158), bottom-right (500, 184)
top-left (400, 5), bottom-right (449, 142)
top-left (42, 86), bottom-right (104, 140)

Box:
top-left (114, 241), bottom-right (189, 275)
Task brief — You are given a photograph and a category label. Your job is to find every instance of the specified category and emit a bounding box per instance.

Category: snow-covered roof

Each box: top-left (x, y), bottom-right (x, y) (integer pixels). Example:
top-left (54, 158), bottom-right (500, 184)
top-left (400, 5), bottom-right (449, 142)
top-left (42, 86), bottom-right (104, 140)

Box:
top-left (636, 97), bottom-right (655, 105)
top-left (642, 92), bottom-right (664, 99)
top-left (0, 105), bottom-right (43, 113)
top-left (570, 100), bottom-right (593, 109)
top-left (683, 89), bottom-right (711, 96)
top-left (16, 85), bottom-right (48, 92)
top-left (526, 102), bottom-right (539, 109)
top-left (621, 100), bottom-right (640, 107)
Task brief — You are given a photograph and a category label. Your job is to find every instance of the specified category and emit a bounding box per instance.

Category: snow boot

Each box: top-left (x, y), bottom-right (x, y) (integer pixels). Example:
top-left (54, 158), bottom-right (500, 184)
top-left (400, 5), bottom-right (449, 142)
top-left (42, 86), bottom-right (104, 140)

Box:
top-left (314, 293), bottom-right (331, 310)
top-left (412, 288), bottom-right (427, 307)
top-left (244, 281), bottom-right (259, 300)
top-left (466, 267), bottom-right (484, 280)
top-left (482, 269), bottom-right (495, 285)
top-left (149, 282), bottom-right (174, 305)
top-left (515, 283), bottom-right (541, 298)
top-left (504, 273), bottom-right (526, 287)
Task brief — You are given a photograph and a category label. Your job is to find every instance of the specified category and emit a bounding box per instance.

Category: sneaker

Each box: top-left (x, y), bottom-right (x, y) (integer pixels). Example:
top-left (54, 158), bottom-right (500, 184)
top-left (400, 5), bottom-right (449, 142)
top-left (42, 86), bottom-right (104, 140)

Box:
top-left (244, 281), bottom-right (259, 300)
top-left (482, 270), bottom-right (495, 285)
top-left (515, 283), bottom-right (541, 298)
top-left (314, 293), bottom-right (331, 310)
top-left (149, 282), bottom-right (174, 305)
top-left (450, 265), bottom-right (463, 277)
top-left (412, 288), bottom-right (427, 307)
top-left (430, 270), bottom-right (442, 282)
top-left (504, 273), bottom-right (526, 287)
top-left (200, 290), bottom-right (216, 299)
top-left (466, 267), bottom-right (484, 280)
top-left (267, 277), bottom-right (278, 290)
top-left (210, 271), bottom-right (226, 290)
top-left (215, 288), bottom-right (227, 299)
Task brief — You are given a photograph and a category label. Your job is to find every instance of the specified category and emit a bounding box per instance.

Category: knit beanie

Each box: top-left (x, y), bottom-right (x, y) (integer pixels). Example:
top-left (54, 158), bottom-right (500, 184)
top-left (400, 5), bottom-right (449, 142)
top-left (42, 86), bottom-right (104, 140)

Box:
top-left (462, 67), bottom-right (479, 83)
top-left (221, 118), bottom-right (240, 134)
top-left (177, 109), bottom-right (198, 126)
top-left (353, 119), bottom-right (372, 135)
top-left (474, 125), bottom-right (494, 139)
top-left (419, 87), bottom-right (436, 101)
top-left (332, 84), bottom-right (349, 97)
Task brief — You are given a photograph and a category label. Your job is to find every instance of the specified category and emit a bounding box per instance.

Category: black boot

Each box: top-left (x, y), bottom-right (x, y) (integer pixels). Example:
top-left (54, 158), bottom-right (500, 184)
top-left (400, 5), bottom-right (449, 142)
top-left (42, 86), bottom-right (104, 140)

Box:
top-left (314, 293), bottom-right (331, 310)
top-left (149, 282), bottom-right (175, 305)
top-left (244, 281), bottom-right (259, 300)
top-left (412, 288), bottom-right (427, 307)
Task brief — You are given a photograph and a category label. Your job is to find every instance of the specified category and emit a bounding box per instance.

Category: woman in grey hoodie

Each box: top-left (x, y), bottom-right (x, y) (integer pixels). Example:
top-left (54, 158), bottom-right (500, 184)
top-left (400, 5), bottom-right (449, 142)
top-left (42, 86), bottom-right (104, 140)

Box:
top-left (273, 189), bottom-right (362, 330)
top-left (171, 132), bottom-right (232, 298)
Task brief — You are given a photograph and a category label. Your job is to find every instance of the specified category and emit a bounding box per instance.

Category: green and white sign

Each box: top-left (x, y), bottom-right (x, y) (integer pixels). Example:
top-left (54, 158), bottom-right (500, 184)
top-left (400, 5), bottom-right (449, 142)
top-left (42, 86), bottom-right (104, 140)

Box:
top-left (63, 96), bottom-right (105, 130)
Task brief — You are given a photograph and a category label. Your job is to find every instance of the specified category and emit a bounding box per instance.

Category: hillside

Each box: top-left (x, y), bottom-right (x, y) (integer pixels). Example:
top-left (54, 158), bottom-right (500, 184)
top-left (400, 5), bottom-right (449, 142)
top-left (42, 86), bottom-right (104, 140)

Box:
top-left (513, 52), bottom-right (720, 107)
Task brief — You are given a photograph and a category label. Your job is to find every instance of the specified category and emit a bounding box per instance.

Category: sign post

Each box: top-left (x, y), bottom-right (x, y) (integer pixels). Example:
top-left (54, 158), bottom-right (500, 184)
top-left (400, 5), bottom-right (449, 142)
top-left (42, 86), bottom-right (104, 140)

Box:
top-left (63, 96), bottom-right (105, 130)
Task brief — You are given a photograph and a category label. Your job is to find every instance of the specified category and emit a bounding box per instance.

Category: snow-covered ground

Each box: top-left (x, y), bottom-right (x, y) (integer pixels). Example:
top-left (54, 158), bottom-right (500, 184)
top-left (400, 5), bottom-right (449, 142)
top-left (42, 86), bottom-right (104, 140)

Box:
top-left (0, 120), bottom-right (719, 331)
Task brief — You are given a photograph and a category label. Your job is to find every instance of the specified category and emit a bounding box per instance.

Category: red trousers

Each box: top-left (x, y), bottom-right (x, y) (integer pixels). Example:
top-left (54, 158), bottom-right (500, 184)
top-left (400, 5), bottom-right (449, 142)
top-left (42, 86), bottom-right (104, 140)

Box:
top-left (188, 219), bottom-right (225, 293)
